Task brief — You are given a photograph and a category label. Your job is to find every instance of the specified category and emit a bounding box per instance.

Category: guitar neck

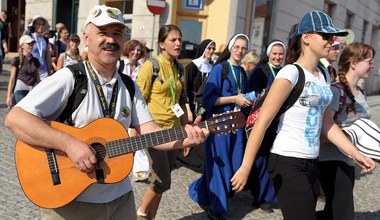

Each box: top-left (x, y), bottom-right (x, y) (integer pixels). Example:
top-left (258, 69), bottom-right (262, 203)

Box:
top-left (106, 121), bottom-right (207, 157)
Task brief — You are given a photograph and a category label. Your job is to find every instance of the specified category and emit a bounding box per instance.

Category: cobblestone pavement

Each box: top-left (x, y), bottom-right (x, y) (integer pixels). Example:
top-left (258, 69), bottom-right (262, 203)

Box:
top-left (1, 62), bottom-right (380, 220)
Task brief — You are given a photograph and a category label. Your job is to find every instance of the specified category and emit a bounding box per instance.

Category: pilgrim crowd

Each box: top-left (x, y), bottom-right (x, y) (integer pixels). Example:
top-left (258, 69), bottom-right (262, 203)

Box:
top-left (4, 5), bottom-right (379, 220)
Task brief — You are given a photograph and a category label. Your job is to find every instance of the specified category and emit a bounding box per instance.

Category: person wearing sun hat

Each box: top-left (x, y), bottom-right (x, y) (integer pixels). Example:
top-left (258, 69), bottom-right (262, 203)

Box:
top-left (230, 10), bottom-right (375, 220)
top-left (23, 15), bottom-right (52, 80)
top-left (4, 4), bottom-right (209, 220)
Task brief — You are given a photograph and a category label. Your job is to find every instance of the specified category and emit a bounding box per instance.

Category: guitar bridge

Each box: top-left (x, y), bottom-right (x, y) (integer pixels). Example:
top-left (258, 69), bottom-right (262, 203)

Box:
top-left (45, 148), bottom-right (61, 185)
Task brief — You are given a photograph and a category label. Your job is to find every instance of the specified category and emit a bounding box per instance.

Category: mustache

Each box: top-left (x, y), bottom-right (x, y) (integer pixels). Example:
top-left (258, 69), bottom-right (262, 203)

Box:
top-left (100, 43), bottom-right (120, 51)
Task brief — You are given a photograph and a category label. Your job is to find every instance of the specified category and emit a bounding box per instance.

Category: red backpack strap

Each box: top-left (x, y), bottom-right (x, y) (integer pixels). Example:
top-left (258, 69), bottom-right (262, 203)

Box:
top-left (330, 81), bottom-right (346, 119)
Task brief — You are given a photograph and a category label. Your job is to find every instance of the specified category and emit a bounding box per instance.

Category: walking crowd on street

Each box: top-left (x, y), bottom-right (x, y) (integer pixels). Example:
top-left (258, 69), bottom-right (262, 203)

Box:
top-left (2, 4), bottom-right (380, 220)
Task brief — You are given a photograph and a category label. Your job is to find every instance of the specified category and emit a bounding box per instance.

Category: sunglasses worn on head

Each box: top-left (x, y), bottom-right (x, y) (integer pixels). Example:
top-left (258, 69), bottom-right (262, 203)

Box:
top-left (315, 32), bottom-right (334, 41)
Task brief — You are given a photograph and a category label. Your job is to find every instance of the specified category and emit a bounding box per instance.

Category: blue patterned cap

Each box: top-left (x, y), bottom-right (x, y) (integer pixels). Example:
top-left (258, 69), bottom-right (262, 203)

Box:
top-left (288, 10), bottom-right (348, 39)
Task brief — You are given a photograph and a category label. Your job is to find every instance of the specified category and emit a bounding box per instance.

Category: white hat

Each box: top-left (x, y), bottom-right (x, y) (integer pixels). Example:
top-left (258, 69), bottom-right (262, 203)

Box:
top-left (85, 5), bottom-right (126, 28)
top-left (332, 36), bottom-right (347, 47)
top-left (28, 15), bottom-right (48, 28)
top-left (19, 35), bottom-right (35, 45)
top-left (342, 118), bottom-right (380, 160)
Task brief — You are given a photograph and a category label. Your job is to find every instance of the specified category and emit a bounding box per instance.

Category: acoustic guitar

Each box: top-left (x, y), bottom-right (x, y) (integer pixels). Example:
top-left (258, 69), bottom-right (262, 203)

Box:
top-left (15, 111), bottom-right (245, 208)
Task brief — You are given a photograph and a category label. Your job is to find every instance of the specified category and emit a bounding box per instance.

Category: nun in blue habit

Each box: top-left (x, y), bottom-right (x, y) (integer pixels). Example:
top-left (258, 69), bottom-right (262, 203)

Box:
top-left (188, 34), bottom-right (251, 218)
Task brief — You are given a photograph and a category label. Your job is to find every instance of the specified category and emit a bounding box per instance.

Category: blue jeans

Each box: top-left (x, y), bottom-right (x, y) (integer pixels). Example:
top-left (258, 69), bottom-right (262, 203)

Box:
top-left (14, 90), bottom-right (29, 104)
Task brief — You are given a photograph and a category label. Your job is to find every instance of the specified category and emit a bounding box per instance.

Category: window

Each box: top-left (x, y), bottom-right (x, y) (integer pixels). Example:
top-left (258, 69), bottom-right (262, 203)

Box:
top-left (251, 0), bottom-right (273, 55)
top-left (178, 19), bottom-right (202, 59)
top-left (323, 1), bottom-right (336, 16)
top-left (345, 11), bottom-right (354, 29)
top-left (361, 20), bottom-right (368, 43)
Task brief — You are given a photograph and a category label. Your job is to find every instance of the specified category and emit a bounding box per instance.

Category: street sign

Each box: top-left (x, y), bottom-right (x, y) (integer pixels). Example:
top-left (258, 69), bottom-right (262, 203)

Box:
top-left (183, 0), bottom-right (204, 10)
top-left (146, 0), bottom-right (166, 15)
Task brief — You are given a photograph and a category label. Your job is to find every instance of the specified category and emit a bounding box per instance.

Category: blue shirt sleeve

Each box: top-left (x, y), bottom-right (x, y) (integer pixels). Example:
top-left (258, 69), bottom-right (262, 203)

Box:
top-left (202, 64), bottom-right (224, 112)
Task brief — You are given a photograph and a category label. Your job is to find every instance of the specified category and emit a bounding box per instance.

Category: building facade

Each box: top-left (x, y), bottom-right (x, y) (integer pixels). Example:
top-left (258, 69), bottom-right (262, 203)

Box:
top-left (2, 0), bottom-right (380, 94)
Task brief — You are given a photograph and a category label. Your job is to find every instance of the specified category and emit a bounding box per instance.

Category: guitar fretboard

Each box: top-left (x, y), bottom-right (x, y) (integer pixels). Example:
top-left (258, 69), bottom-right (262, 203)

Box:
top-left (106, 121), bottom-right (207, 157)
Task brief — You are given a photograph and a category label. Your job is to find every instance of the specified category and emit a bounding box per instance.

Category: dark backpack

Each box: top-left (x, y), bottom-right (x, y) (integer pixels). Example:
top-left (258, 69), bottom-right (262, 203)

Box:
top-left (56, 60), bottom-right (135, 125)
top-left (245, 64), bottom-right (305, 156)
top-left (330, 81), bottom-right (366, 120)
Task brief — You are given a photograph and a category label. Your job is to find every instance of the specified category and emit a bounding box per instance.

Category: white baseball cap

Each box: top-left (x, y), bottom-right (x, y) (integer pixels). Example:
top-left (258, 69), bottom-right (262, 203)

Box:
top-left (19, 35), bottom-right (35, 45)
top-left (85, 5), bottom-right (126, 28)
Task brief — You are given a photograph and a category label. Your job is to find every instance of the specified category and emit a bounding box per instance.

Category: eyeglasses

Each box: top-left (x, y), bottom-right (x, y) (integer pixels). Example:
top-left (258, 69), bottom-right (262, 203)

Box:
top-left (232, 45), bottom-right (248, 52)
top-left (315, 33), bottom-right (334, 42)
top-left (207, 47), bottom-right (216, 51)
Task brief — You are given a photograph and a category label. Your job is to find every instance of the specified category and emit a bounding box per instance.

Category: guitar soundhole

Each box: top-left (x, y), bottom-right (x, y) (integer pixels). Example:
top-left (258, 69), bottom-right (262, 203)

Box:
top-left (91, 143), bottom-right (106, 162)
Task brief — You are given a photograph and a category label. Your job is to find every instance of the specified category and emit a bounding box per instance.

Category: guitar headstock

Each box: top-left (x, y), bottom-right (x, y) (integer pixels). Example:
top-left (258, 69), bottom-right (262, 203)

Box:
top-left (206, 111), bottom-right (246, 134)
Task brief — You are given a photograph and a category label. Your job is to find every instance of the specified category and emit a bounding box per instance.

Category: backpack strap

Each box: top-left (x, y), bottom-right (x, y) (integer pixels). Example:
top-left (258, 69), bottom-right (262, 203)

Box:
top-left (330, 81), bottom-right (346, 120)
top-left (277, 63), bottom-right (305, 114)
top-left (57, 63), bottom-right (88, 125)
top-left (148, 57), bottom-right (184, 84)
top-left (116, 59), bottom-right (135, 100)
top-left (220, 61), bottom-right (235, 94)
top-left (118, 71), bottom-right (135, 100)
top-left (148, 58), bottom-right (163, 86)
top-left (147, 57), bottom-right (186, 103)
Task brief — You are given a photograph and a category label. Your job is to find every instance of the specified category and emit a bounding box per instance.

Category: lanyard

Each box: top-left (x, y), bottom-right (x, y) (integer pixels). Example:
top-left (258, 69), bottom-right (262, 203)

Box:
top-left (32, 33), bottom-right (44, 60)
top-left (228, 60), bottom-right (242, 94)
top-left (267, 62), bottom-right (277, 79)
top-left (85, 61), bottom-right (118, 118)
top-left (157, 56), bottom-right (178, 102)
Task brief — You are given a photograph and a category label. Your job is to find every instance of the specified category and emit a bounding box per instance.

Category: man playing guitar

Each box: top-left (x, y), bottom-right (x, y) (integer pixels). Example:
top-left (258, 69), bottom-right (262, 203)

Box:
top-left (5, 5), bottom-right (209, 219)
